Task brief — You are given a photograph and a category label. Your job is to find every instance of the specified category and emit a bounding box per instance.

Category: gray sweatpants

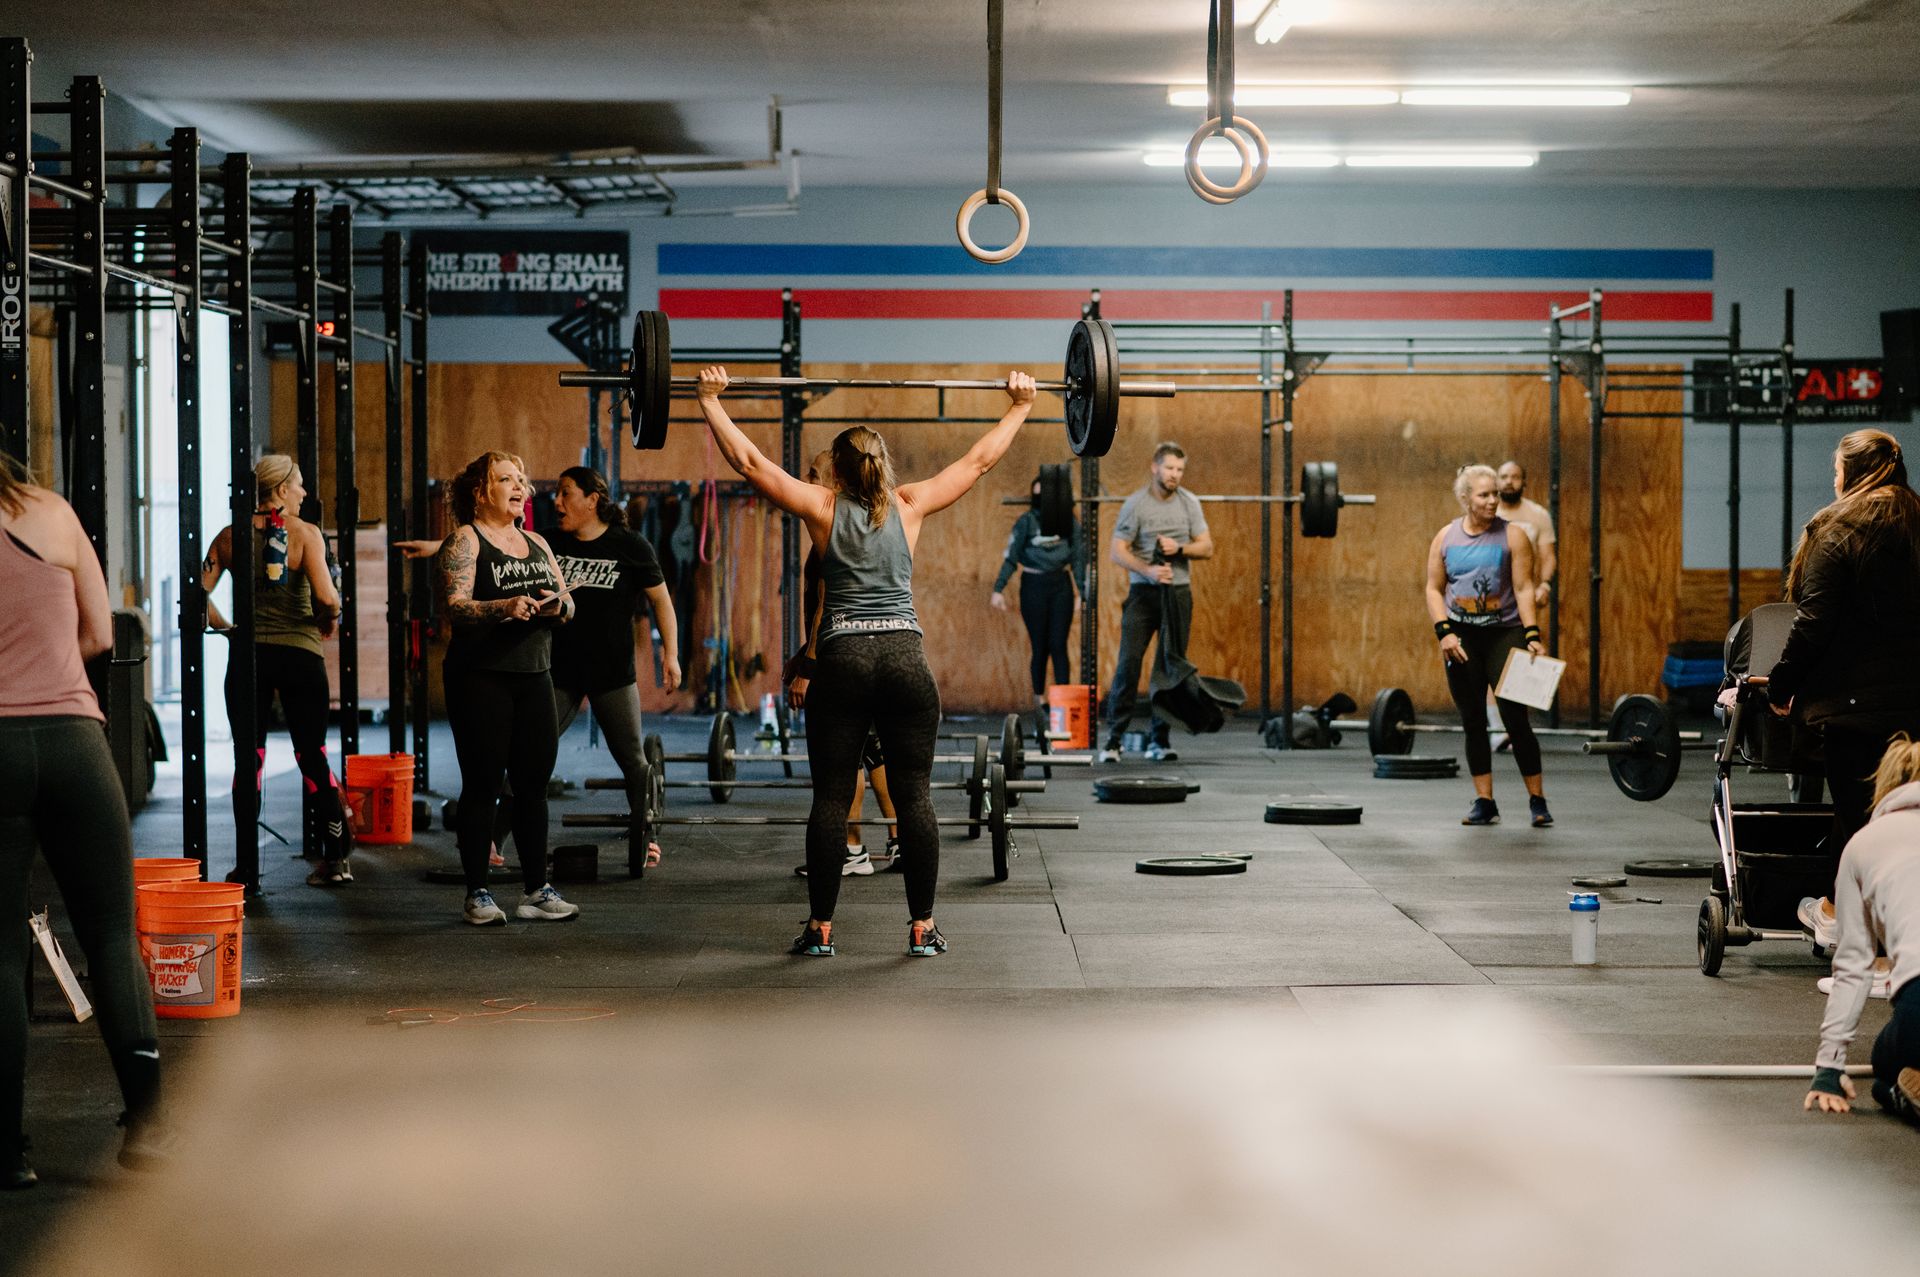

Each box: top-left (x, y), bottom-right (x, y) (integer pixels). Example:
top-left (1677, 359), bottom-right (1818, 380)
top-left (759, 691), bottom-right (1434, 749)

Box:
top-left (554, 682), bottom-right (648, 825)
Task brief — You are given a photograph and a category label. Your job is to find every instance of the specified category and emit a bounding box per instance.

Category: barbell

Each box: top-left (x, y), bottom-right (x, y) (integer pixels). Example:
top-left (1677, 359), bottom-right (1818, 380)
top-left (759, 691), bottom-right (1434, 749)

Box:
top-left (563, 759), bottom-right (1075, 882)
top-left (1344, 687), bottom-right (1714, 803)
top-left (1020, 461), bottom-right (1376, 539)
top-left (556, 310), bottom-right (1177, 458)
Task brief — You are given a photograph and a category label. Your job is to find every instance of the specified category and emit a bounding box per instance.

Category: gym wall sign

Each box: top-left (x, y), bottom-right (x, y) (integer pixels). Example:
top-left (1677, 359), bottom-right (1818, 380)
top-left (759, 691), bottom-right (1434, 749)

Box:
top-left (1690, 358), bottom-right (1894, 423)
top-left (420, 230), bottom-right (629, 317)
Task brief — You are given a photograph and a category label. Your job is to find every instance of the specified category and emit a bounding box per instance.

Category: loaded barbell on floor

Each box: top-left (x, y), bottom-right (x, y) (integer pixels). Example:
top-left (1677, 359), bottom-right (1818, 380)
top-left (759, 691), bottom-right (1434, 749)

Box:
top-left (556, 310), bottom-right (1177, 458)
top-left (1340, 687), bottom-right (1715, 802)
top-left (1020, 461), bottom-right (1375, 538)
top-left (563, 761), bottom-right (1076, 882)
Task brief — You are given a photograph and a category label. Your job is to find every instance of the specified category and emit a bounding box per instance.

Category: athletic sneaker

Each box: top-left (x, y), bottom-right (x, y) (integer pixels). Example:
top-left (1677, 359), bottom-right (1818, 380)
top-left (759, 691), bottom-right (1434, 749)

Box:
top-left (794, 847), bottom-right (874, 878)
top-left (463, 889), bottom-right (507, 926)
top-left (1529, 796), bottom-right (1553, 828)
top-left (883, 837), bottom-right (906, 873)
top-left (1144, 742), bottom-right (1180, 763)
top-left (305, 860), bottom-right (338, 887)
top-left (1098, 745), bottom-right (1123, 764)
top-left (116, 1113), bottom-right (177, 1172)
top-left (1816, 972), bottom-right (1891, 998)
top-left (790, 921), bottom-right (834, 957)
top-left (1895, 1068), bottom-right (1920, 1125)
top-left (1462, 798), bottom-right (1500, 826)
top-left (517, 884), bottom-right (580, 921)
top-left (907, 919), bottom-right (949, 957)
top-left (5, 1138), bottom-right (34, 1191)
top-left (1798, 896), bottom-right (1839, 950)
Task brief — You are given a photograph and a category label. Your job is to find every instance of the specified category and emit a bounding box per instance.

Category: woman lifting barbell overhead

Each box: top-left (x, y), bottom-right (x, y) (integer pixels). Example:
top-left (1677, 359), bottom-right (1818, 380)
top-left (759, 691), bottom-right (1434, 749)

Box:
top-left (697, 364), bottom-right (1037, 957)
top-left (1425, 464), bottom-right (1550, 828)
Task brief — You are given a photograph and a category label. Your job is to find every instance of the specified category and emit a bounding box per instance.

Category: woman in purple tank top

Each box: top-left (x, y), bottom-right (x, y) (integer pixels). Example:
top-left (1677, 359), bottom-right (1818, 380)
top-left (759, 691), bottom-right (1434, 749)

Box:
top-left (1424, 465), bottom-right (1551, 827)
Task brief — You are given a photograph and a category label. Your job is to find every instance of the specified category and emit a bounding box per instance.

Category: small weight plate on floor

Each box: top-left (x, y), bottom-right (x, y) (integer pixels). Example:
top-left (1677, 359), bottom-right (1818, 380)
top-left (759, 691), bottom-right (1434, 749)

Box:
top-left (1265, 800), bottom-right (1363, 825)
top-left (1094, 776), bottom-right (1192, 804)
top-left (1216, 851), bottom-right (1255, 861)
top-left (1372, 755), bottom-right (1459, 779)
top-left (1368, 687), bottom-right (1415, 756)
top-left (551, 843), bottom-right (599, 884)
top-left (1624, 858), bottom-right (1716, 878)
top-left (1135, 855), bottom-right (1247, 876)
top-left (1571, 875), bottom-right (1629, 889)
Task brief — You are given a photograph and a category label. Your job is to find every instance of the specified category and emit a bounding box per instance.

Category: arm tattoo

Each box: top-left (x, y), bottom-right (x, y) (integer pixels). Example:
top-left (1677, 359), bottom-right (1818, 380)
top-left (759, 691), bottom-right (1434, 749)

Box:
top-left (439, 529), bottom-right (514, 625)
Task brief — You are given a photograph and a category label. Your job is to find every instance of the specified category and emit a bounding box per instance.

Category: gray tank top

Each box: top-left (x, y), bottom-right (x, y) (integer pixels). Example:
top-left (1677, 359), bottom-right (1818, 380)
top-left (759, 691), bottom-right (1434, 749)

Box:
top-left (1441, 516), bottom-right (1520, 626)
top-left (819, 496), bottom-right (920, 644)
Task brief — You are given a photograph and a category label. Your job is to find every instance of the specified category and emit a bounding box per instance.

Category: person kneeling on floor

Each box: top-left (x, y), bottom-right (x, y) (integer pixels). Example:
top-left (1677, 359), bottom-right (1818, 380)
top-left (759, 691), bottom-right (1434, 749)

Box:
top-left (1804, 736), bottom-right (1920, 1123)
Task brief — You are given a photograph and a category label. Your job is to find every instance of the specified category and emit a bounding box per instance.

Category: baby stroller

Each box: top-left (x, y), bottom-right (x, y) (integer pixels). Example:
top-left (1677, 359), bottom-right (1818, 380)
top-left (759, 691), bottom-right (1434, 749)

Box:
top-left (1698, 602), bottom-right (1837, 975)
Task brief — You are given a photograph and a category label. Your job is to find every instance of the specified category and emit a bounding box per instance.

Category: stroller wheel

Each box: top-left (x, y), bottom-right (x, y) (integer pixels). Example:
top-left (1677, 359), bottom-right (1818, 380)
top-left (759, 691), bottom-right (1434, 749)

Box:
top-left (1697, 896), bottom-right (1727, 977)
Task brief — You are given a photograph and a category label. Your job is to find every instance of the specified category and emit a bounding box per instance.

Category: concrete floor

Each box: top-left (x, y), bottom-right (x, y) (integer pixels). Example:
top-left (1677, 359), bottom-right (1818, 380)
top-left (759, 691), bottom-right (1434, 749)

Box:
top-left (7, 709), bottom-right (1919, 1271)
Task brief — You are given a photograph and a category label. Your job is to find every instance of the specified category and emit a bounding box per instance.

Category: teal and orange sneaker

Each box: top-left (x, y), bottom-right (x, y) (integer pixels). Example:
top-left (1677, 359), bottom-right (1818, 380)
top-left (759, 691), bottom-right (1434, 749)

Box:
top-left (907, 919), bottom-right (948, 957)
top-left (790, 921), bottom-right (835, 957)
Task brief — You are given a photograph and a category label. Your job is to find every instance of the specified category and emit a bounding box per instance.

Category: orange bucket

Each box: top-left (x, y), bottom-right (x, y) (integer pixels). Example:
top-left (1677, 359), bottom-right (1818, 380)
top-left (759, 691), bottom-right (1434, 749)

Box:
top-left (132, 858), bottom-right (203, 884)
top-left (137, 881), bottom-right (245, 912)
top-left (1046, 684), bottom-right (1097, 751)
top-left (343, 753), bottom-right (415, 845)
top-left (137, 908), bottom-right (243, 1020)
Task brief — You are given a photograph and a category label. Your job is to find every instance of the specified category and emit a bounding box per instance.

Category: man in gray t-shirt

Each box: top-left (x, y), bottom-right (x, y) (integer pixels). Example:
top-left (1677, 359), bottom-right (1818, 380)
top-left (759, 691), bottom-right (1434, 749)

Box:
top-left (1101, 443), bottom-right (1213, 762)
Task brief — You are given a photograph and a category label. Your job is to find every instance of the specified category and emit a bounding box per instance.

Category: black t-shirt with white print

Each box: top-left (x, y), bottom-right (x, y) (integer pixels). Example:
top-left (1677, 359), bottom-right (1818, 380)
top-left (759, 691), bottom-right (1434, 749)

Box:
top-left (547, 526), bottom-right (666, 695)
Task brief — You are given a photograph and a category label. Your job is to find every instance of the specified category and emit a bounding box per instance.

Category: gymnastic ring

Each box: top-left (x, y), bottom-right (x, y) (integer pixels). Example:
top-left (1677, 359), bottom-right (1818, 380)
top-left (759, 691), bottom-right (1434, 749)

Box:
top-left (956, 187), bottom-right (1031, 265)
top-left (1184, 115), bottom-right (1270, 202)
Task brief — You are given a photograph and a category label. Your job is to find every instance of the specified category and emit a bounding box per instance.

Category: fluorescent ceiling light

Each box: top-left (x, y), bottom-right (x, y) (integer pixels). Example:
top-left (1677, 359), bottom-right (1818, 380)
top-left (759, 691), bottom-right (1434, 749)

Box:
top-left (1400, 87), bottom-right (1632, 107)
top-left (1143, 146), bottom-right (1339, 169)
top-left (1254, 0), bottom-right (1333, 44)
top-left (1167, 85), bottom-right (1399, 107)
top-left (1344, 152), bottom-right (1538, 168)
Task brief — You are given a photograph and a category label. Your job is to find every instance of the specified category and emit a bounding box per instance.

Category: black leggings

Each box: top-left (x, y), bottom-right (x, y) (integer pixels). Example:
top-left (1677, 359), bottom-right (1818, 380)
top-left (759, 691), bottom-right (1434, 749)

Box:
top-left (1019, 571), bottom-right (1074, 695)
top-left (226, 643), bottom-right (348, 859)
top-left (1819, 718), bottom-right (1920, 858)
top-left (445, 665), bottom-right (559, 894)
top-left (1442, 625), bottom-right (1543, 777)
top-left (1872, 980), bottom-right (1920, 1114)
top-left (805, 632), bottom-right (941, 922)
top-left (0, 716), bottom-right (160, 1151)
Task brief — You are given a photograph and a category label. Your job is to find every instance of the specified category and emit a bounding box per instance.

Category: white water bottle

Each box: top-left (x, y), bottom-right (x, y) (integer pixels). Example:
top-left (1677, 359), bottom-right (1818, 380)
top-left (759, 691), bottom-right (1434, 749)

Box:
top-left (1569, 893), bottom-right (1600, 965)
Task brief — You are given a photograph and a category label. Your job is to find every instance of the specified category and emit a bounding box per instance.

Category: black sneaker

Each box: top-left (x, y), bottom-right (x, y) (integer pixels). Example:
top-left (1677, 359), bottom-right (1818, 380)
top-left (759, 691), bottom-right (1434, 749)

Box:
top-left (116, 1112), bottom-right (177, 1172)
top-left (882, 837), bottom-right (906, 873)
top-left (1462, 798), bottom-right (1500, 826)
top-left (907, 919), bottom-right (948, 957)
top-left (790, 921), bottom-right (835, 957)
top-left (5, 1138), bottom-right (34, 1191)
top-left (1529, 796), bottom-right (1553, 828)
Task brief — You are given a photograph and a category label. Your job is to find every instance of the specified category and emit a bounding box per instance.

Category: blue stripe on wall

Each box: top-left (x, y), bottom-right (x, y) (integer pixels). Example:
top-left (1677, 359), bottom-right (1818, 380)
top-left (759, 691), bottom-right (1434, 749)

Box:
top-left (657, 244), bottom-right (1714, 281)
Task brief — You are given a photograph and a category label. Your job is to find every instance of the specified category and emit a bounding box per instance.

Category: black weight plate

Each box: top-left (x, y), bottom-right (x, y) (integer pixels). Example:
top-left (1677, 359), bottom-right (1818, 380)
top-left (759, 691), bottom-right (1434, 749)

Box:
top-left (1094, 776), bottom-right (1192, 804)
top-left (1625, 858), bottom-right (1717, 878)
top-left (1136, 856), bottom-right (1247, 876)
top-left (1368, 688), bottom-right (1415, 756)
top-left (967, 736), bottom-right (988, 839)
top-left (1606, 693), bottom-right (1682, 803)
top-left (1265, 800), bottom-right (1363, 825)
top-left (1000, 712), bottom-right (1026, 789)
top-left (643, 732), bottom-right (666, 777)
top-left (707, 713), bottom-right (736, 804)
top-left (630, 311), bottom-right (671, 450)
top-left (1302, 460), bottom-right (1342, 538)
top-left (413, 797), bottom-right (431, 831)
top-left (1063, 318), bottom-right (1120, 457)
top-left (1371, 753), bottom-right (1458, 771)
top-left (988, 763), bottom-right (1011, 882)
top-left (1571, 875), bottom-right (1629, 889)
top-left (1037, 462), bottom-right (1074, 539)
top-left (441, 798), bottom-right (460, 830)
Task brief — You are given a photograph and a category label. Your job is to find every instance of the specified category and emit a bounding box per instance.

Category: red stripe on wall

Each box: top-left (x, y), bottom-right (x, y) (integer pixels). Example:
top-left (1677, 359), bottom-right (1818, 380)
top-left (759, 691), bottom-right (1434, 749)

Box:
top-left (657, 288), bottom-right (1714, 323)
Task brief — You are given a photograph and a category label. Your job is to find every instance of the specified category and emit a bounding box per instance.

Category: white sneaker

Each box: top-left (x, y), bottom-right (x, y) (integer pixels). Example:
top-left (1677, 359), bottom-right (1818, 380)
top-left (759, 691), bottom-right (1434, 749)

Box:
top-left (1098, 747), bottom-right (1123, 764)
top-left (793, 847), bottom-right (874, 878)
top-left (1817, 973), bottom-right (1891, 999)
top-left (1144, 743), bottom-right (1179, 763)
top-left (464, 889), bottom-right (507, 926)
top-left (1798, 896), bottom-right (1838, 950)
top-left (517, 884), bottom-right (580, 921)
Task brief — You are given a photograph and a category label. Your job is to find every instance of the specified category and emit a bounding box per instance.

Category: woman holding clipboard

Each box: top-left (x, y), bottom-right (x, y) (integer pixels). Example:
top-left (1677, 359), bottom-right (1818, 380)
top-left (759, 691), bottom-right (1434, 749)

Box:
top-left (1424, 464), bottom-right (1551, 828)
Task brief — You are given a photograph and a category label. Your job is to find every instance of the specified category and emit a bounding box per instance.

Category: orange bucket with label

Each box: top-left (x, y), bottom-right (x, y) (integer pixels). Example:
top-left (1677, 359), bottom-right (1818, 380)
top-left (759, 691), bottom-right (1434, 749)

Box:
top-left (343, 753), bottom-right (415, 845)
top-left (135, 891), bottom-right (244, 1020)
top-left (1046, 684), bottom-right (1097, 750)
top-left (132, 857), bottom-right (203, 885)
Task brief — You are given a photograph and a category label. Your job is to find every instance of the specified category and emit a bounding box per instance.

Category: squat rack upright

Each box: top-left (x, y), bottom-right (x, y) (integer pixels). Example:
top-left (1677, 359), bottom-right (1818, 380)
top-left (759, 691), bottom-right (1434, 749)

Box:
top-left (1095, 285), bottom-right (1799, 733)
top-left (3, 35), bottom-right (434, 889)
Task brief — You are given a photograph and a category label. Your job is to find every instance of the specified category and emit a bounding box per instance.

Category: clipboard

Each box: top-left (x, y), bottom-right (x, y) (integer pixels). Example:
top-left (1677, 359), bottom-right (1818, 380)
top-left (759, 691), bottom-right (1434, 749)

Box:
top-left (1495, 648), bottom-right (1566, 712)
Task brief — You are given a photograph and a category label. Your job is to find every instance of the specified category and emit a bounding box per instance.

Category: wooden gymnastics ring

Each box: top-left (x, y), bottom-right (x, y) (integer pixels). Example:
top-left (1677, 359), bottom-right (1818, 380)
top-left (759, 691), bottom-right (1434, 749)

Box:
top-left (956, 187), bottom-right (1030, 265)
top-left (1184, 115), bottom-right (1269, 203)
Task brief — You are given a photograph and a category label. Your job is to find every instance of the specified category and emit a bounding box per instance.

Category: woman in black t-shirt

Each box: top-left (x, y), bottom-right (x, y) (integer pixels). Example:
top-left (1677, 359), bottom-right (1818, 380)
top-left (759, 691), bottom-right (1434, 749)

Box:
top-left (437, 451), bottom-right (576, 926)
top-left (547, 466), bottom-right (680, 867)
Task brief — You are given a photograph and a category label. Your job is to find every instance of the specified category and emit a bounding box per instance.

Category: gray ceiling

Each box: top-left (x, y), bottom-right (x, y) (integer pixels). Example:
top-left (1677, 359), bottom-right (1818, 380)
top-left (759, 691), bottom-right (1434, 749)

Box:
top-left (16, 0), bottom-right (1920, 188)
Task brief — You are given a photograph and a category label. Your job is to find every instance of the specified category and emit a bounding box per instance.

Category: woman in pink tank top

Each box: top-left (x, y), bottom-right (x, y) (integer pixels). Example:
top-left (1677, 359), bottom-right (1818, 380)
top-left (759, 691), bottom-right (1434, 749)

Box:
top-left (0, 451), bottom-right (169, 1188)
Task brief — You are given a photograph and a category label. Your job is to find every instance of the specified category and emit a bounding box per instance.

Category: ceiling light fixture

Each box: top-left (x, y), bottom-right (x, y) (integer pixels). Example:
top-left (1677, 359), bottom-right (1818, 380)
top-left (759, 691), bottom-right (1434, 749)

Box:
top-left (1343, 152), bottom-right (1538, 168)
top-left (1166, 85), bottom-right (1399, 107)
top-left (1253, 0), bottom-right (1333, 44)
top-left (1144, 145), bottom-right (1338, 169)
top-left (1399, 87), bottom-right (1632, 107)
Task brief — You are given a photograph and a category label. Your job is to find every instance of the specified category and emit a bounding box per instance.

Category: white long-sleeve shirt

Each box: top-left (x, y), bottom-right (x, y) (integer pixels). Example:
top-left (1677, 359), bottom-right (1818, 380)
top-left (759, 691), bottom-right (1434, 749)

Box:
top-left (1816, 781), bottom-right (1920, 1070)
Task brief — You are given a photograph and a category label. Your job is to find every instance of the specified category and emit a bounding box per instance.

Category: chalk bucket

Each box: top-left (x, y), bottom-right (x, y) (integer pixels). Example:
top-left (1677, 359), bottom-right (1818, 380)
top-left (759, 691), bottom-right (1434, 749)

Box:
top-left (1047, 684), bottom-right (1096, 751)
top-left (132, 857), bottom-right (203, 885)
top-left (136, 884), bottom-right (244, 1018)
top-left (344, 753), bottom-right (415, 845)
